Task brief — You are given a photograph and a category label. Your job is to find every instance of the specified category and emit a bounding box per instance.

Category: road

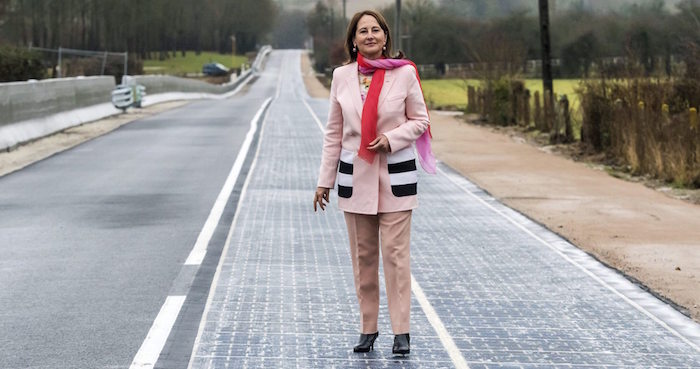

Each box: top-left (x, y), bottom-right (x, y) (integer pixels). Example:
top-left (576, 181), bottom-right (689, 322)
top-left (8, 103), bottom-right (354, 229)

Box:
top-left (0, 54), bottom-right (274, 368)
top-left (1, 50), bottom-right (699, 369)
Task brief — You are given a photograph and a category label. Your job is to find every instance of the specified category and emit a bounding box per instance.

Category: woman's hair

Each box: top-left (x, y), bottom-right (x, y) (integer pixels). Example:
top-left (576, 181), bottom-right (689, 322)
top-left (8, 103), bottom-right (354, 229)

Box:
top-left (344, 10), bottom-right (404, 63)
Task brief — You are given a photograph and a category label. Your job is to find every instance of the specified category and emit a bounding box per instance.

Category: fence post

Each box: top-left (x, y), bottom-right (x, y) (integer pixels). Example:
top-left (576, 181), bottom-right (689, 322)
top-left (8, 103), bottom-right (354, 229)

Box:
top-left (523, 89), bottom-right (531, 127)
top-left (100, 51), bottom-right (108, 75)
top-left (562, 95), bottom-right (573, 142)
top-left (467, 85), bottom-right (476, 113)
top-left (544, 90), bottom-right (553, 132)
top-left (57, 46), bottom-right (63, 78)
top-left (510, 88), bottom-right (518, 125)
top-left (534, 90), bottom-right (542, 130)
top-left (549, 91), bottom-right (562, 143)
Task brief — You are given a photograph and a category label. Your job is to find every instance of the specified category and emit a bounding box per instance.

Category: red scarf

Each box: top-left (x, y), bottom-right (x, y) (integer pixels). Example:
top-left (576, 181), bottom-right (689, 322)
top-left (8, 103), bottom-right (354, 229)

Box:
top-left (356, 53), bottom-right (432, 167)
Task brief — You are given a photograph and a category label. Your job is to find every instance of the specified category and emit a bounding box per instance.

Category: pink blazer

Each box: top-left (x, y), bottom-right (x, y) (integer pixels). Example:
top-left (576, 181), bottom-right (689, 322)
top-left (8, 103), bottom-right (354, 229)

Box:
top-left (317, 62), bottom-right (430, 215)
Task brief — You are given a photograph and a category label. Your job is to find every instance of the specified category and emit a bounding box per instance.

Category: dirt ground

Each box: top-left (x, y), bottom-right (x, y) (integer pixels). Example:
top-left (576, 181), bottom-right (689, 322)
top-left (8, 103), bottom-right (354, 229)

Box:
top-left (301, 52), bottom-right (700, 322)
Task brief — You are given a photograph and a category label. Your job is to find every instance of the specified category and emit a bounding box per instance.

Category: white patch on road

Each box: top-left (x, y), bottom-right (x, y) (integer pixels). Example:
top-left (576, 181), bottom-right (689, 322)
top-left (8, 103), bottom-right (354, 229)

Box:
top-left (129, 295), bottom-right (187, 369)
top-left (184, 97), bottom-right (273, 266)
top-left (305, 101), bottom-right (471, 369)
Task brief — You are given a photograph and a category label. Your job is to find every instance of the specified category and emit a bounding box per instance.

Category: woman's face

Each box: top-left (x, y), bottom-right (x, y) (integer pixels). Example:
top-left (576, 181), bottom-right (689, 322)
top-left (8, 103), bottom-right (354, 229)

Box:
top-left (353, 14), bottom-right (386, 60)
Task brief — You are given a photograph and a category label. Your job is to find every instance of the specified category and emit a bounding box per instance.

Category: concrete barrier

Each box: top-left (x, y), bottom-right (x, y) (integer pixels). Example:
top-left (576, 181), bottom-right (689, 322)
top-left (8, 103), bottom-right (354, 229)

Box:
top-left (0, 76), bottom-right (116, 127)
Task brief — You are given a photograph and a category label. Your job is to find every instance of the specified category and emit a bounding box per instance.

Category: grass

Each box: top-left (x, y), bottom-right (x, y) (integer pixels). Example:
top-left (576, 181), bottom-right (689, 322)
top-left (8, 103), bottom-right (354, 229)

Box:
top-left (422, 78), bottom-right (583, 111)
top-left (142, 51), bottom-right (249, 75)
top-left (421, 79), bottom-right (479, 110)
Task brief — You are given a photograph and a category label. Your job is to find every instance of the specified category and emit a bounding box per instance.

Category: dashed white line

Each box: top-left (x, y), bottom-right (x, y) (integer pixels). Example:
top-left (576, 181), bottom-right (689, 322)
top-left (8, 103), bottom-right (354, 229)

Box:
top-left (129, 295), bottom-right (186, 369)
top-left (305, 99), bottom-right (470, 369)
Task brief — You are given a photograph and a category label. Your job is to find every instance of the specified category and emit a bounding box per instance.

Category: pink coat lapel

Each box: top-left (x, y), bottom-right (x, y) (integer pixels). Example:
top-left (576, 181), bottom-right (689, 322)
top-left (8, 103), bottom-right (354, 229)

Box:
top-left (345, 70), bottom-right (363, 119)
top-left (344, 64), bottom-right (398, 120)
top-left (378, 70), bottom-right (396, 109)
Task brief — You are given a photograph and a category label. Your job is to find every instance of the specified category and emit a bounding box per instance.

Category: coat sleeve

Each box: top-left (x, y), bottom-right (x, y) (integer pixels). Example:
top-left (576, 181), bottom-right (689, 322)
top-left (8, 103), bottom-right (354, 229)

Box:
top-left (317, 70), bottom-right (343, 189)
top-left (383, 67), bottom-right (430, 153)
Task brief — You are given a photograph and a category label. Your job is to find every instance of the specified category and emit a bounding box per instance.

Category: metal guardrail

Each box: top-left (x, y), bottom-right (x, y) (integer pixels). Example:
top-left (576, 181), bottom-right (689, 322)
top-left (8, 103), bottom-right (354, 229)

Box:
top-left (111, 84), bottom-right (146, 111)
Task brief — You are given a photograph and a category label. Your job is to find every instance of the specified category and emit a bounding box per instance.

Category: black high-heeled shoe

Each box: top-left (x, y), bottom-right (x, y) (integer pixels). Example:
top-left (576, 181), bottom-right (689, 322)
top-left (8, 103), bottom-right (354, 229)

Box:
top-left (353, 332), bottom-right (379, 352)
top-left (392, 333), bottom-right (410, 355)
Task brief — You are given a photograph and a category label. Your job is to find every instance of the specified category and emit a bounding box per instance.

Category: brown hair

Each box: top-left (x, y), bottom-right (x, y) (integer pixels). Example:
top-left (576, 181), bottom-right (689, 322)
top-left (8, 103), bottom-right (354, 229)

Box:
top-left (344, 10), bottom-right (403, 63)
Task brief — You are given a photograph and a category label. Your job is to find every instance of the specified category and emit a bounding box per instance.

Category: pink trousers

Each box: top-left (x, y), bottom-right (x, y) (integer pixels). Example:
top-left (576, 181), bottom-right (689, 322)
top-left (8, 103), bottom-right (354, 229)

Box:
top-left (344, 210), bottom-right (412, 334)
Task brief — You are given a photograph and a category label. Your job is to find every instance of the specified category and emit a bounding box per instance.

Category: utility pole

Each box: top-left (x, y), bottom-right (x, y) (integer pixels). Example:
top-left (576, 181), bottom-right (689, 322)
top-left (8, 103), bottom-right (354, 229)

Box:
top-left (538, 0), bottom-right (553, 95)
top-left (342, 0), bottom-right (346, 21)
top-left (539, 0), bottom-right (558, 141)
top-left (396, 0), bottom-right (402, 51)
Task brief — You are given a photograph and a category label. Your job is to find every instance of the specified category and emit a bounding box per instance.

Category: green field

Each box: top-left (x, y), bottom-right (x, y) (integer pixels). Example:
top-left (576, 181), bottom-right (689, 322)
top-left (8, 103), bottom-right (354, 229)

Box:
top-left (422, 78), bottom-right (583, 111)
top-left (142, 51), bottom-right (249, 75)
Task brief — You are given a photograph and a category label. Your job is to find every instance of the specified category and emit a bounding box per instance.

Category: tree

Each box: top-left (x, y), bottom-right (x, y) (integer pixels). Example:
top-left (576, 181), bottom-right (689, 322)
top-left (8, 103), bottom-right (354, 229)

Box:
top-left (0, 0), bottom-right (276, 58)
top-left (561, 32), bottom-right (597, 77)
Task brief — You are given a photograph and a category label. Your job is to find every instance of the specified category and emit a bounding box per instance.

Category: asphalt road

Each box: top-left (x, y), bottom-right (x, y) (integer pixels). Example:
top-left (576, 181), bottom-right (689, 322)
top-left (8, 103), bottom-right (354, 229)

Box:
top-left (0, 52), bottom-right (280, 369)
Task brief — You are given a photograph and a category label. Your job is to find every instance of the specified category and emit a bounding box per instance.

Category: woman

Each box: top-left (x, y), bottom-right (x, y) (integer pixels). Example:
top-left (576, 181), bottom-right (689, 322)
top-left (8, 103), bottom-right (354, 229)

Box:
top-left (313, 10), bottom-right (435, 355)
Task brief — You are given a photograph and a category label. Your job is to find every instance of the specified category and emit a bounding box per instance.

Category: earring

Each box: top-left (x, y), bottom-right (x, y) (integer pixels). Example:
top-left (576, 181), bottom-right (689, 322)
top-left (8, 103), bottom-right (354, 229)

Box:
top-left (353, 45), bottom-right (357, 52)
top-left (382, 45), bottom-right (386, 50)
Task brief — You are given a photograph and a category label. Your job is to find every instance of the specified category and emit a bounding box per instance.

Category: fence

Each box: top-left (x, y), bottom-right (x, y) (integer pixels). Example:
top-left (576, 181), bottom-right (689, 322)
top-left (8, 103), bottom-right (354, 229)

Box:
top-left (464, 77), bottom-right (699, 185)
top-left (466, 82), bottom-right (575, 143)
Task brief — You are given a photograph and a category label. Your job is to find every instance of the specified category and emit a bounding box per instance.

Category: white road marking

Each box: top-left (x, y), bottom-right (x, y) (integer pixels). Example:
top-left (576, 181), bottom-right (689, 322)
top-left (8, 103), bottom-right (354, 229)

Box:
top-left (411, 275), bottom-right (471, 368)
top-left (305, 100), bottom-right (470, 368)
top-left (129, 295), bottom-right (187, 369)
top-left (187, 100), bottom-right (273, 369)
top-left (275, 63), bottom-right (283, 99)
top-left (131, 96), bottom-right (273, 369)
top-left (184, 97), bottom-right (273, 265)
top-left (437, 165), bottom-right (700, 352)
top-left (302, 97), bottom-right (325, 132)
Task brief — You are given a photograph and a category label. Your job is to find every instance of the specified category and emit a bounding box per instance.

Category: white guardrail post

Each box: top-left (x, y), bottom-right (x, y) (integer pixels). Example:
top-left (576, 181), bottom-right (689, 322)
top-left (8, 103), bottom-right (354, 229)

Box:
top-left (111, 85), bottom-right (133, 112)
top-left (111, 76), bottom-right (146, 111)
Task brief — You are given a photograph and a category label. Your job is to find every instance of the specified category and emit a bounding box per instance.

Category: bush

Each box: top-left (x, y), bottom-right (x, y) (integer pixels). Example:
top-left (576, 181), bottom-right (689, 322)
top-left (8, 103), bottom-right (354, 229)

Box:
top-left (579, 78), bottom-right (700, 186)
top-left (0, 46), bottom-right (47, 82)
top-left (63, 55), bottom-right (143, 82)
top-left (580, 82), bottom-right (613, 151)
top-left (484, 77), bottom-right (512, 125)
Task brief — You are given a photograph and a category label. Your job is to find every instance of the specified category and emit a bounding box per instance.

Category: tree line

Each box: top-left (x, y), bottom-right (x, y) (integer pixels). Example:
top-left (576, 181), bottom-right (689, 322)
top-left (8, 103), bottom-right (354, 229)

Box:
top-left (307, 0), bottom-right (700, 78)
top-left (0, 0), bottom-right (276, 58)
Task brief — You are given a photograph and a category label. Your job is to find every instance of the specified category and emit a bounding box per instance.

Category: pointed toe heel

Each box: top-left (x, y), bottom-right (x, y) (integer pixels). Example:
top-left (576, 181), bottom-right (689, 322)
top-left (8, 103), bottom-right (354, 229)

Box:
top-left (353, 332), bottom-right (379, 353)
top-left (392, 333), bottom-right (410, 355)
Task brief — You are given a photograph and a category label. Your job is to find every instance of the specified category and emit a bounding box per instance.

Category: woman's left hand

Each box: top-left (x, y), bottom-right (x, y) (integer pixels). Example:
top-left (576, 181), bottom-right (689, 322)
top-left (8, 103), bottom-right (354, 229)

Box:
top-left (367, 134), bottom-right (391, 153)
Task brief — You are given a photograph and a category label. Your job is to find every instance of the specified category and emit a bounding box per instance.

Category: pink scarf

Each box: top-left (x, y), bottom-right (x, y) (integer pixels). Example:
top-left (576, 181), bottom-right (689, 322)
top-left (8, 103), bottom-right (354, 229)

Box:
top-left (357, 54), bottom-right (436, 174)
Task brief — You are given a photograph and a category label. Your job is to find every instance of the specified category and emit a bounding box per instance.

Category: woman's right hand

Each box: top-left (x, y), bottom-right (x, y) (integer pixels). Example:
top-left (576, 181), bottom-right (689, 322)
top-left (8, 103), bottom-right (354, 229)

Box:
top-left (314, 187), bottom-right (330, 212)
